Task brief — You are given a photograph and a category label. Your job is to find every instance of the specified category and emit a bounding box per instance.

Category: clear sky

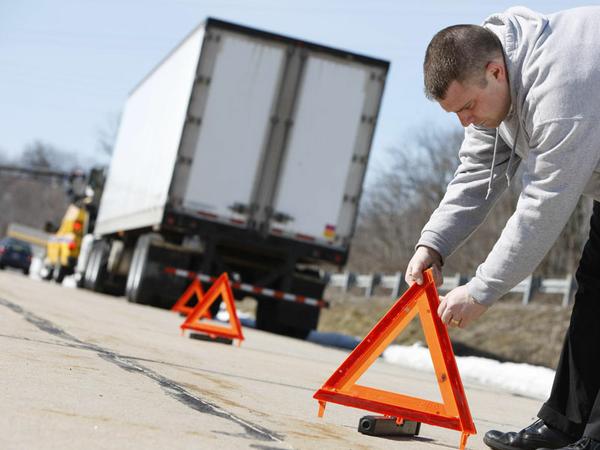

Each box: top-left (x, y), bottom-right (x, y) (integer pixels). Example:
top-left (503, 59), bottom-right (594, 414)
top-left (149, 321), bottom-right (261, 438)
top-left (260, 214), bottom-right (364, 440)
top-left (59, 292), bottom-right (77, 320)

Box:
top-left (0, 0), bottom-right (590, 178)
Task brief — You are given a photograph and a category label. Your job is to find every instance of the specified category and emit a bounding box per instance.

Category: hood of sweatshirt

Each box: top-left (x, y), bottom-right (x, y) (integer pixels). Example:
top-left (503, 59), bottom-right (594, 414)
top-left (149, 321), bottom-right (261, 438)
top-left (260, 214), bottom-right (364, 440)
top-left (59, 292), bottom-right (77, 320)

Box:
top-left (484, 7), bottom-right (549, 121)
top-left (481, 7), bottom-right (547, 200)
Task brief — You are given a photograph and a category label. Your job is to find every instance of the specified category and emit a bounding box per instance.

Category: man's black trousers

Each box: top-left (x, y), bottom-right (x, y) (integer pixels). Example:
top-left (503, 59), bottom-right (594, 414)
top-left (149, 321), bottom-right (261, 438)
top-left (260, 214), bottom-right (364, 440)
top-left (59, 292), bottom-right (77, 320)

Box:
top-left (538, 200), bottom-right (600, 440)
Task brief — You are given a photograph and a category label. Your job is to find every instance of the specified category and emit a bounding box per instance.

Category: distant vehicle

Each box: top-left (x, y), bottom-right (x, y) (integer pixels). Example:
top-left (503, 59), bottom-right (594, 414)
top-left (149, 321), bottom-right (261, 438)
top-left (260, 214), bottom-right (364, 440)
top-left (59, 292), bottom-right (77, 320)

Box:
top-left (43, 167), bottom-right (105, 283)
top-left (0, 237), bottom-right (33, 274)
top-left (81, 18), bottom-right (389, 338)
top-left (44, 204), bottom-right (88, 282)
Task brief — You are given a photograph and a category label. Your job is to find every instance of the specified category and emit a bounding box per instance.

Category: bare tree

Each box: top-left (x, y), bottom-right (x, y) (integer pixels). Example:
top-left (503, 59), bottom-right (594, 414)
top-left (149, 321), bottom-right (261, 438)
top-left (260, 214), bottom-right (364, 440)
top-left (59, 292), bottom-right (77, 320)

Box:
top-left (96, 113), bottom-right (120, 157)
top-left (0, 141), bottom-right (78, 238)
top-left (349, 126), bottom-right (463, 272)
top-left (20, 140), bottom-right (74, 171)
top-left (0, 174), bottom-right (69, 237)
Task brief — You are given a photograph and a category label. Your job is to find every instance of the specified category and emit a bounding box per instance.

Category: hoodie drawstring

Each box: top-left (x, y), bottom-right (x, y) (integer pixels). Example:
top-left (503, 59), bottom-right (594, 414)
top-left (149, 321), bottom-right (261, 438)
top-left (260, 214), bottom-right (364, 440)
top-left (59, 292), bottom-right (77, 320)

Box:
top-left (485, 126), bottom-right (519, 200)
top-left (506, 125), bottom-right (519, 187)
top-left (485, 129), bottom-right (500, 200)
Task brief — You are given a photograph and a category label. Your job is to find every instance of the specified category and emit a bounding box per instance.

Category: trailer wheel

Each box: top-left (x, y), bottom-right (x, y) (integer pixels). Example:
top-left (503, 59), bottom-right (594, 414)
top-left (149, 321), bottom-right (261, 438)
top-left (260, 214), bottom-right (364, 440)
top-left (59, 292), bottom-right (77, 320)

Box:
top-left (83, 240), bottom-right (109, 292)
top-left (126, 233), bottom-right (163, 305)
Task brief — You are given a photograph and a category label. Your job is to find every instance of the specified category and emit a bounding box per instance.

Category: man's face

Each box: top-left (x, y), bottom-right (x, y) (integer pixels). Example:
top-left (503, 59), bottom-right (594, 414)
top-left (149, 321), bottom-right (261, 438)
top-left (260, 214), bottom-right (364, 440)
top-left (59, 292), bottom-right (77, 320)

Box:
top-left (438, 60), bottom-right (511, 128)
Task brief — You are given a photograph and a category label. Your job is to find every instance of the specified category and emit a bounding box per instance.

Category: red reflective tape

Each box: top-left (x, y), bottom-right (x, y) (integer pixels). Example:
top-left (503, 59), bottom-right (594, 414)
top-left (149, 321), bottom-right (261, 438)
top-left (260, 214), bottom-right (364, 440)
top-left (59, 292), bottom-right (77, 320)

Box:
top-left (230, 218), bottom-right (246, 225)
top-left (198, 210), bottom-right (218, 219)
top-left (271, 228), bottom-right (283, 234)
top-left (296, 233), bottom-right (315, 242)
top-left (167, 267), bottom-right (328, 308)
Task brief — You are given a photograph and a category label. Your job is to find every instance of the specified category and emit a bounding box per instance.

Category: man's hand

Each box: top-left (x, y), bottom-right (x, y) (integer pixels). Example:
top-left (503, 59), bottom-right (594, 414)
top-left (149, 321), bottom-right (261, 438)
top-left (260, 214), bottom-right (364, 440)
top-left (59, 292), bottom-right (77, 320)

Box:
top-left (405, 246), bottom-right (443, 287)
top-left (438, 285), bottom-right (488, 328)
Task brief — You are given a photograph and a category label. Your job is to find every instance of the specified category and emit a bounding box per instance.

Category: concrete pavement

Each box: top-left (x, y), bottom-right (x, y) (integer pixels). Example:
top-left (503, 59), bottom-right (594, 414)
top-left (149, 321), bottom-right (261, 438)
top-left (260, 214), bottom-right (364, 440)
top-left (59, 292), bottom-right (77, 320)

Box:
top-left (0, 270), bottom-right (541, 449)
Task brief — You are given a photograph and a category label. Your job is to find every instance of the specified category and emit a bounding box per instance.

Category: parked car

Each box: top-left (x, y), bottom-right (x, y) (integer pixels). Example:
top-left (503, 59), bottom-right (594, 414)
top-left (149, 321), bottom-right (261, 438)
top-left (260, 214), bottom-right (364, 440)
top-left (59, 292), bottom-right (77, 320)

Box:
top-left (0, 237), bottom-right (33, 274)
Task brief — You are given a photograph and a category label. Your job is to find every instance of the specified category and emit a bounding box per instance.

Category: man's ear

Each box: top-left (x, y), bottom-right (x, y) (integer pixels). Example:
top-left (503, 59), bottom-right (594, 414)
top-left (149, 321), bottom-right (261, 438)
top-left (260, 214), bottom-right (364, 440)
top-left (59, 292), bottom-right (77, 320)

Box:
top-left (486, 59), bottom-right (506, 81)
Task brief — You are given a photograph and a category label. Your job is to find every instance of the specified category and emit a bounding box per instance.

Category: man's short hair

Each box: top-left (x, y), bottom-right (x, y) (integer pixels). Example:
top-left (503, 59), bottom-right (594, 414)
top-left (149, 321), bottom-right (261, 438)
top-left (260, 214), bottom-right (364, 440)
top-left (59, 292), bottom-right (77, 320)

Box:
top-left (423, 24), bottom-right (503, 100)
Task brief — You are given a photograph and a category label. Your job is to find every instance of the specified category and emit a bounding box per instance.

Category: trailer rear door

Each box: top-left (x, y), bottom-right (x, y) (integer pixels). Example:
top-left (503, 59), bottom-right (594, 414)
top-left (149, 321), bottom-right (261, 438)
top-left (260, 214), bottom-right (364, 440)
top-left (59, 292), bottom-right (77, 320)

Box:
top-left (182, 30), bottom-right (286, 225)
top-left (268, 54), bottom-right (378, 247)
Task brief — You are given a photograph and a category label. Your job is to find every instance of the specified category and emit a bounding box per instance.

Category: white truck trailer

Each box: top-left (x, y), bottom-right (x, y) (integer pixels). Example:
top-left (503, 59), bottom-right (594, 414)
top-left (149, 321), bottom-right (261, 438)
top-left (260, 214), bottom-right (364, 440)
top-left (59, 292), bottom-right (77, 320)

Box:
top-left (83, 18), bottom-right (389, 337)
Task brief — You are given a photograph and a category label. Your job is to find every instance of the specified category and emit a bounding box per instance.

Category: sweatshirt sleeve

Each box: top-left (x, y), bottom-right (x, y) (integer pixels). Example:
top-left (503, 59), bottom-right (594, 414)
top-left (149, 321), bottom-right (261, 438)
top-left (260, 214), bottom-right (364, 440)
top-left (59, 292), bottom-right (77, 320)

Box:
top-left (417, 125), bottom-right (518, 260)
top-left (467, 118), bottom-right (600, 305)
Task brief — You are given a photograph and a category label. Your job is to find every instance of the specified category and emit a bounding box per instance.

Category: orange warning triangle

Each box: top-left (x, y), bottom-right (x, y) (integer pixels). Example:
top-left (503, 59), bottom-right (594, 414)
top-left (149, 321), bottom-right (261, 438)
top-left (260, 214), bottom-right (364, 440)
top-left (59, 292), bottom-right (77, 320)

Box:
top-left (171, 278), bottom-right (211, 318)
top-left (313, 269), bottom-right (476, 450)
top-left (180, 273), bottom-right (244, 344)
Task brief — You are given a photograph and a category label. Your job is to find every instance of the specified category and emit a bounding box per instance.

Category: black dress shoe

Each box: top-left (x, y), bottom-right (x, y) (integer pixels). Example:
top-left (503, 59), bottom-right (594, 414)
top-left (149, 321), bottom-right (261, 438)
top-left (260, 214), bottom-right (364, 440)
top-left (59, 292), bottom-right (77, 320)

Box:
top-left (539, 437), bottom-right (600, 450)
top-left (483, 418), bottom-right (576, 450)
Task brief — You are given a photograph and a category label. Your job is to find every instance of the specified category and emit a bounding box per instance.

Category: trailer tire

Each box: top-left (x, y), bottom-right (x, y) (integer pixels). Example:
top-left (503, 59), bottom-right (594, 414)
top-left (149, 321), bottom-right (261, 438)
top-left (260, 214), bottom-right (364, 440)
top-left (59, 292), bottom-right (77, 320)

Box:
top-left (83, 240), bottom-right (109, 292)
top-left (126, 233), bottom-right (163, 305)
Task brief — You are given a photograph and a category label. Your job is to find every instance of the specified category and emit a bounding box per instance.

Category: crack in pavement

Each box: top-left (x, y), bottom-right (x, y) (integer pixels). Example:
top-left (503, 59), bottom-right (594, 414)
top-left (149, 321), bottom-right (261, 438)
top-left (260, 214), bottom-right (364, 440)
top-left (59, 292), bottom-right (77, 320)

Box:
top-left (0, 297), bottom-right (286, 445)
top-left (0, 332), bottom-right (314, 393)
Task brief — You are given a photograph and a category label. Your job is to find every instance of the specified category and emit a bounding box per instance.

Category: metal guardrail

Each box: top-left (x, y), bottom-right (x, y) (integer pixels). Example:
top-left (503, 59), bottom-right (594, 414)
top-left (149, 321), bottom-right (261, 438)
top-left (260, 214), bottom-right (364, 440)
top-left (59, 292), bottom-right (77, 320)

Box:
top-left (326, 271), bottom-right (576, 307)
top-left (0, 164), bottom-right (77, 181)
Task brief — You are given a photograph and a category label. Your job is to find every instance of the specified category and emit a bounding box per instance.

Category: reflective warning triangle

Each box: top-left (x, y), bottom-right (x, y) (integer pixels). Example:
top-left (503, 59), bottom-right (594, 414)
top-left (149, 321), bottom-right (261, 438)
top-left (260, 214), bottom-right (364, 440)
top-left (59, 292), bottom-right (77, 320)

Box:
top-left (313, 269), bottom-right (476, 450)
top-left (171, 278), bottom-right (210, 318)
top-left (180, 273), bottom-right (244, 344)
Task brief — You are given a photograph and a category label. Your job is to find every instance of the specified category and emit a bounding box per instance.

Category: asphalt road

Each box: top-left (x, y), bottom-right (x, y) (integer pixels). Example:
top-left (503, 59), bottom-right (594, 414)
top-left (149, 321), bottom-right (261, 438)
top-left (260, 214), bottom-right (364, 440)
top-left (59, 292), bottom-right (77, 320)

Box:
top-left (0, 270), bottom-right (542, 450)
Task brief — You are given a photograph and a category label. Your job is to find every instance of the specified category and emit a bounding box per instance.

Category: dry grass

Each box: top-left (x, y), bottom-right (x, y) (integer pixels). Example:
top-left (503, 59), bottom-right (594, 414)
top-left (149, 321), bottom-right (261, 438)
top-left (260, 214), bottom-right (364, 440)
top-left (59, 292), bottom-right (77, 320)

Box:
top-left (234, 289), bottom-right (571, 369)
top-left (318, 289), bottom-right (572, 369)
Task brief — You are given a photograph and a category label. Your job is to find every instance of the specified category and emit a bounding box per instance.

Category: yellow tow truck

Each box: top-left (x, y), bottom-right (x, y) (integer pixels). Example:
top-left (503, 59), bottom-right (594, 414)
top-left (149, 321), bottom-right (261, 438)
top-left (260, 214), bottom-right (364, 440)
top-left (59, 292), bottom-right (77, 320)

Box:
top-left (42, 167), bottom-right (104, 282)
top-left (44, 204), bottom-right (88, 282)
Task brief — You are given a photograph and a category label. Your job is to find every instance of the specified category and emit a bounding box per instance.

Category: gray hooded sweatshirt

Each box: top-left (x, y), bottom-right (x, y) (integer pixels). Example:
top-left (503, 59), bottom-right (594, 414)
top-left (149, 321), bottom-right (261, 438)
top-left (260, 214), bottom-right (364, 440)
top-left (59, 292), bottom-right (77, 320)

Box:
top-left (417, 6), bottom-right (600, 305)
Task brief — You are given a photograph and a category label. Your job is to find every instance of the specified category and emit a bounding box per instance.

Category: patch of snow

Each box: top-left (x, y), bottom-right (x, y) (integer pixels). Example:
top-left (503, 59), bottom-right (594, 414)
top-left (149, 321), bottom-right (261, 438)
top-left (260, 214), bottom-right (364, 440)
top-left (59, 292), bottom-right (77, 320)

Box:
top-left (383, 343), bottom-right (554, 400)
top-left (215, 304), bottom-right (254, 322)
